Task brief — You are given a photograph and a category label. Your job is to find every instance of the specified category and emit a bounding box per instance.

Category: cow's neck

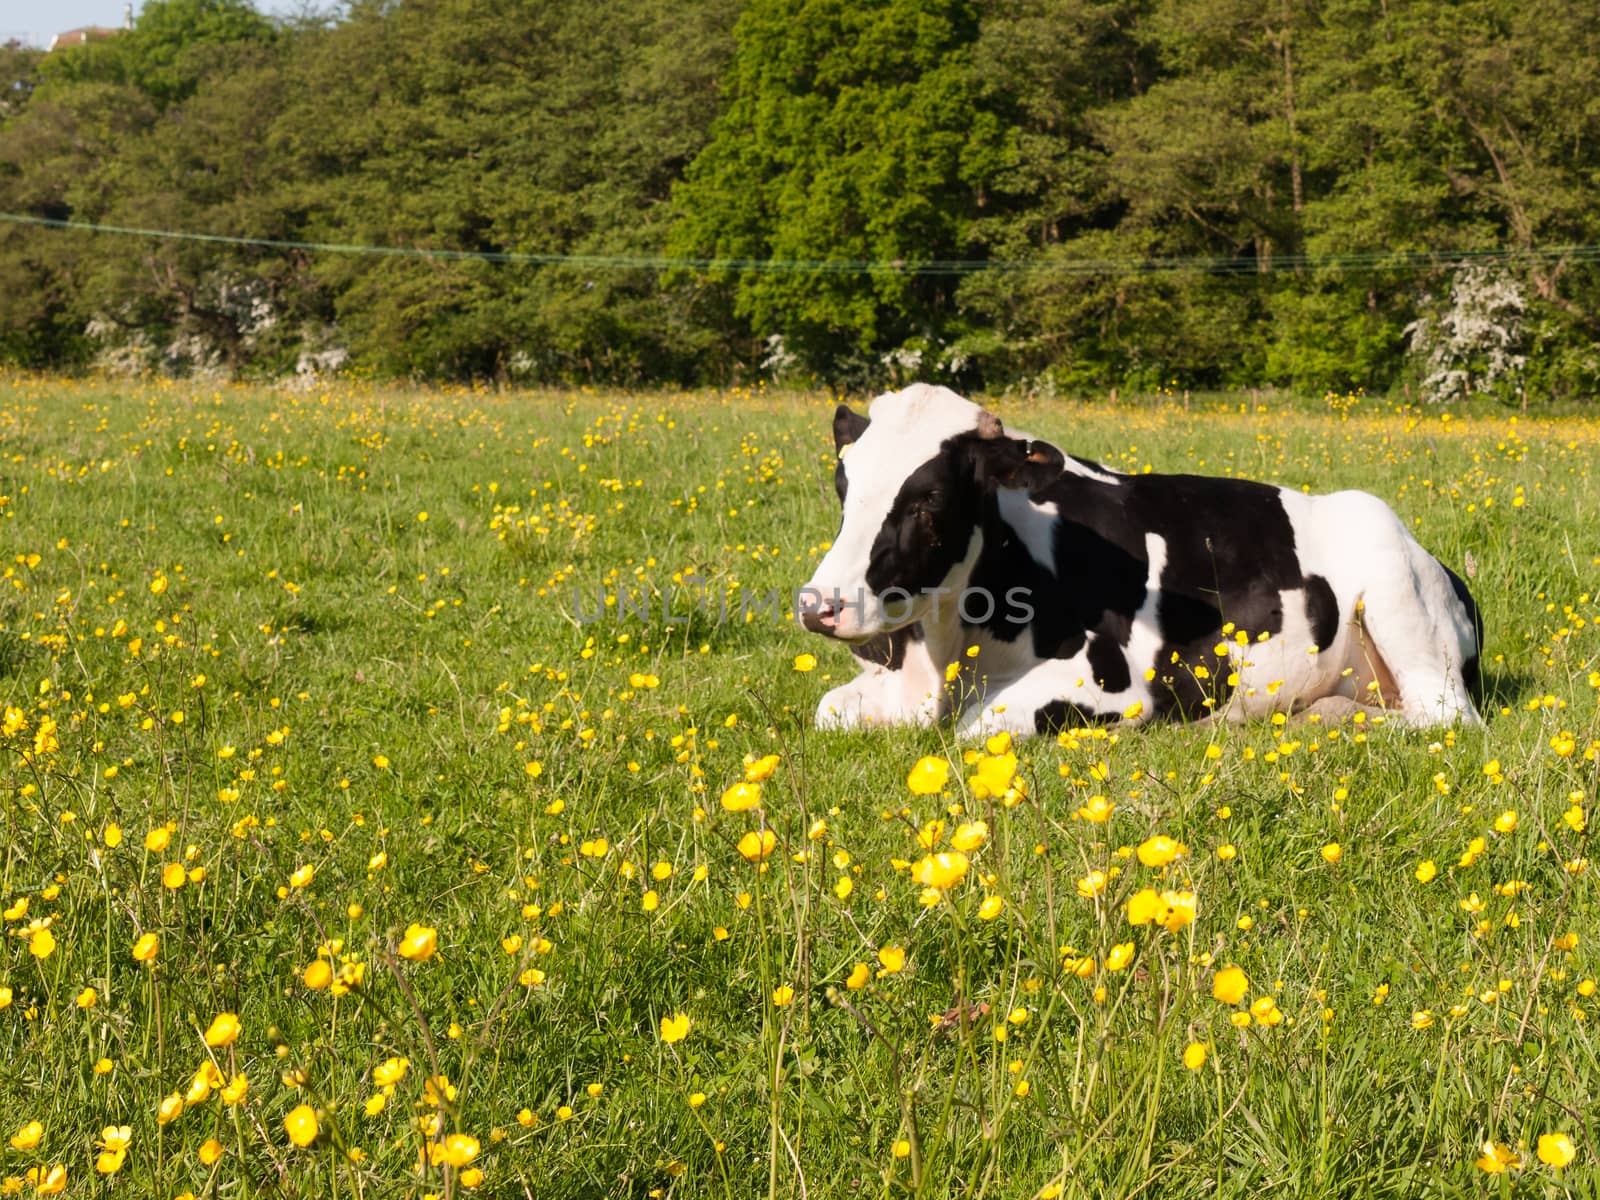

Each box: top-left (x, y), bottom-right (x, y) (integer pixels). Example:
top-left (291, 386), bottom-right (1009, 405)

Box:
top-left (916, 530), bottom-right (984, 682)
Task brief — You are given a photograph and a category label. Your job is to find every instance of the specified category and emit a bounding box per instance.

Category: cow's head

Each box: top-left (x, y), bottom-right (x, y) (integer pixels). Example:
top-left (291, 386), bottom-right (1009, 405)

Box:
top-left (800, 384), bottom-right (1063, 640)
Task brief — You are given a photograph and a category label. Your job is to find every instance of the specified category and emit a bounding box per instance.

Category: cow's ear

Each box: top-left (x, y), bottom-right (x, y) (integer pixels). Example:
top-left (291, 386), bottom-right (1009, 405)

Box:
top-left (833, 404), bottom-right (870, 454)
top-left (971, 435), bottom-right (1064, 494)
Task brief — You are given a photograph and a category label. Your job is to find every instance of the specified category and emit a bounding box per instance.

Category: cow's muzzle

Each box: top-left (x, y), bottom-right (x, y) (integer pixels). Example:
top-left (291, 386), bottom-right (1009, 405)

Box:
top-left (801, 597), bottom-right (842, 635)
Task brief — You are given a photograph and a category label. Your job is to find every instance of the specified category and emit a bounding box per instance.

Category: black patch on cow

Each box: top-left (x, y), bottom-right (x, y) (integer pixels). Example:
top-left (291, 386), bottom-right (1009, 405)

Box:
top-left (863, 441), bottom-right (987, 603)
top-left (850, 624), bottom-right (922, 670)
top-left (1304, 574), bottom-right (1339, 652)
top-left (964, 504), bottom-right (1143, 664)
top-left (833, 405), bottom-right (870, 502)
top-left (1034, 699), bottom-right (1118, 734)
top-left (833, 405), bottom-right (870, 453)
top-left (1087, 632), bottom-right (1132, 693)
top-left (1443, 563), bottom-right (1483, 694)
top-left (1011, 471), bottom-right (1310, 719)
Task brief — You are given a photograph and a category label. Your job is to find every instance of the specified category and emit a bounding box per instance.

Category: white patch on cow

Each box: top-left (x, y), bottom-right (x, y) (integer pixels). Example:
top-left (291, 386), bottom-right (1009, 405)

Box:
top-left (802, 384), bottom-right (985, 638)
top-left (1122, 530), bottom-right (1170, 697)
top-left (1223, 585), bottom-right (1320, 719)
top-left (1007, 424), bottom-right (1119, 485)
top-left (1212, 487), bottom-right (1479, 727)
top-left (996, 490), bottom-right (1058, 573)
top-left (1286, 489), bottom-right (1480, 726)
top-left (1061, 455), bottom-right (1122, 484)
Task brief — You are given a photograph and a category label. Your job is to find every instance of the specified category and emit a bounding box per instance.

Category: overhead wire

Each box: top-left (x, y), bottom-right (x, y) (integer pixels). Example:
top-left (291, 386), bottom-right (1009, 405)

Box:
top-left (4, 210), bottom-right (1595, 277)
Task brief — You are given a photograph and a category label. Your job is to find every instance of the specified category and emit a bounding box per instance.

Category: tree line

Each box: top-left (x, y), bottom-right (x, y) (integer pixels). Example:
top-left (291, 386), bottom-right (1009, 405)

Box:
top-left (2, 0), bottom-right (1597, 398)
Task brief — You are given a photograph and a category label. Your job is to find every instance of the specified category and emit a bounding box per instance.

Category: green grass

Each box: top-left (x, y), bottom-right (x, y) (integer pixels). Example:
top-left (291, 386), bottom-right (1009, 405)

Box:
top-left (1, 375), bottom-right (1598, 1199)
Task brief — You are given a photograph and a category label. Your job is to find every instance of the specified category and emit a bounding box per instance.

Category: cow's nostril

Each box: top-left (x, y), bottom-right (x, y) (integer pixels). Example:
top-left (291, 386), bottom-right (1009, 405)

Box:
top-left (801, 598), bottom-right (841, 635)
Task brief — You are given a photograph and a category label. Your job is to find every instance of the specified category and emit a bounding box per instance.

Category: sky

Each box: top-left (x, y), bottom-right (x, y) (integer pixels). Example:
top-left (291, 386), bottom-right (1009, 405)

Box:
top-left (2, 0), bottom-right (311, 46)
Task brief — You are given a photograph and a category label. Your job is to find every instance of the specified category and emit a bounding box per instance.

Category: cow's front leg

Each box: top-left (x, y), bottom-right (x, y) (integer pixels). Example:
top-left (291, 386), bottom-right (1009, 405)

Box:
top-left (955, 662), bottom-right (1131, 740)
top-left (815, 668), bottom-right (941, 731)
top-left (954, 701), bottom-right (1039, 740)
top-left (814, 673), bottom-right (883, 730)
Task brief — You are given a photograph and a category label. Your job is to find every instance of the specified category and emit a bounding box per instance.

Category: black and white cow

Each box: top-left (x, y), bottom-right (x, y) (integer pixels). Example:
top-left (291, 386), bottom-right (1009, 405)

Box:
top-left (800, 384), bottom-right (1483, 736)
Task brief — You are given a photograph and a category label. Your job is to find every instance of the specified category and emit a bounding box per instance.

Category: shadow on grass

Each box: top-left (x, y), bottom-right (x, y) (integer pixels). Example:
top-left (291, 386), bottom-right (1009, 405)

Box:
top-left (1478, 667), bottom-right (1538, 715)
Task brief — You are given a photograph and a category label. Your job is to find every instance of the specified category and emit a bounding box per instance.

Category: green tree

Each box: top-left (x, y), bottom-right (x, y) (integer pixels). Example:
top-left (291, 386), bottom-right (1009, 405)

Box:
top-left (671, 0), bottom-right (1008, 382)
top-left (37, 0), bottom-right (275, 107)
top-left (274, 0), bottom-right (738, 380)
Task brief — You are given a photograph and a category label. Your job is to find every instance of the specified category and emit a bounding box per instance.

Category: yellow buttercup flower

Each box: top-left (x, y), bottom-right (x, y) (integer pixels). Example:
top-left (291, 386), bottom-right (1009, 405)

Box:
top-left (27, 1165), bottom-right (67, 1196)
top-left (1158, 890), bottom-right (1197, 932)
top-left (743, 754), bottom-right (781, 782)
top-left (373, 1057), bottom-right (409, 1087)
top-left (911, 851), bottom-right (969, 890)
top-left (398, 923), bottom-right (438, 961)
top-left (659, 1012), bottom-right (691, 1044)
top-left (1104, 942), bottom-right (1135, 971)
top-left (1136, 835), bottom-right (1185, 868)
top-left (432, 1134), bottom-right (480, 1168)
top-left (1537, 1132), bottom-right (1576, 1168)
top-left (949, 821), bottom-right (988, 852)
top-left (968, 753), bottom-right (1018, 800)
top-left (1250, 996), bottom-right (1284, 1027)
top-left (284, 1104), bottom-right (318, 1148)
top-left (1076, 794), bottom-right (1113, 823)
top-left (186, 1062), bottom-right (220, 1104)
top-left (738, 829), bottom-right (777, 861)
top-left (28, 924), bottom-right (56, 959)
top-left (877, 946), bottom-right (906, 975)
top-left (1474, 1141), bottom-right (1520, 1174)
top-left (720, 782), bottom-right (761, 812)
top-left (1212, 966), bottom-right (1248, 1006)
top-left (1126, 888), bottom-right (1163, 925)
top-left (203, 1012), bottom-right (241, 1048)
top-left (906, 756), bottom-right (951, 795)
top-left (97, 1126), bottom-right (131, 1154)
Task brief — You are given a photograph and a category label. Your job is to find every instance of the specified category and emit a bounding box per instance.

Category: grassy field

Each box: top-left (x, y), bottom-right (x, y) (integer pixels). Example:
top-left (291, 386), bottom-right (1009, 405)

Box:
top-left (1, 375), bottom-right (1597, 1199)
